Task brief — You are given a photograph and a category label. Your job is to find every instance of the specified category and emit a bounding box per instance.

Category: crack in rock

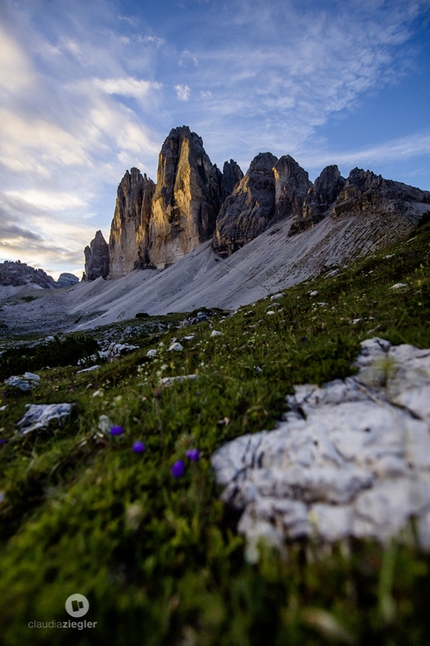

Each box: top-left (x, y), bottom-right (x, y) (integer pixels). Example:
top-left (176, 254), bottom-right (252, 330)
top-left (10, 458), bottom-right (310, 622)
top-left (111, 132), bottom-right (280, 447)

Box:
top-left (211, 338), bottom-right (430, 549)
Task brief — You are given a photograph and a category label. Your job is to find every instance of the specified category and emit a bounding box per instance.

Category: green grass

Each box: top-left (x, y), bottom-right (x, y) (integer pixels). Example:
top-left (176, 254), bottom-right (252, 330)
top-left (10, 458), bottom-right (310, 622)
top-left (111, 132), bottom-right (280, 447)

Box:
top-left (1, 223), bottom-right (430, 645)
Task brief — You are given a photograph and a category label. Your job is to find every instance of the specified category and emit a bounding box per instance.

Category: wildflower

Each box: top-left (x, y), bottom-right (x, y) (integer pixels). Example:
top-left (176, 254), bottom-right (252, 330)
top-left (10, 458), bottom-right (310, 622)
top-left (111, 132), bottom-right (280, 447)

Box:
top-left (301, 336), bottom-right (307, 342)
top-left (0, 439), bottom-right (5, 445)
top-left (185, 448), bottom-right (200, 462)
top-left (132, 441), bottom-right (145, 453)
top-left (110, 425), bottom-right (124, 436)
top-left (171, 460), bottom-right (185, 477)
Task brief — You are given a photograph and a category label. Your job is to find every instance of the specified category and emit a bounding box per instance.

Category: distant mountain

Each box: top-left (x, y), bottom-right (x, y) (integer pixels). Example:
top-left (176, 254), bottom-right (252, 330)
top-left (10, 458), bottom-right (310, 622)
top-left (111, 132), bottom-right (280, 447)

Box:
top-left (0, 261), bottom-right (78, 289)
top-left (83, 125), bottom-right (430, 282)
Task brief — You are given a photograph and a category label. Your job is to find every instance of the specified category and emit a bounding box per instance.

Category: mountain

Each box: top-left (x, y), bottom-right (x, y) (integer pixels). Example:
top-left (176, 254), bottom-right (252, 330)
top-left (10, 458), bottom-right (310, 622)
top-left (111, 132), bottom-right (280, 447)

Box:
top-left (0, 261), bottom-right (79, 290)
top-left (84, 126), bottom-right (430, 281)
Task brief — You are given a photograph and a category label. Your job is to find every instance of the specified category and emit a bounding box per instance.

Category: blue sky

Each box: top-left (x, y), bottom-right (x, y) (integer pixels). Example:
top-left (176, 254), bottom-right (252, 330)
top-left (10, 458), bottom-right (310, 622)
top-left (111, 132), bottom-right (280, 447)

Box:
top-left (0, 0), bottom-right (429, 278)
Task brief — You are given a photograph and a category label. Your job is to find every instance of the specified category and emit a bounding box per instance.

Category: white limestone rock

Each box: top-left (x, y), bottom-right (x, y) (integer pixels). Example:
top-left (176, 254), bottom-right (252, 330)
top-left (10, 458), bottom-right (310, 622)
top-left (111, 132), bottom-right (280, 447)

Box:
top-left (17, 403), bottom-right (74, 435)
top-left (211, 338), bottom-right (430, 548)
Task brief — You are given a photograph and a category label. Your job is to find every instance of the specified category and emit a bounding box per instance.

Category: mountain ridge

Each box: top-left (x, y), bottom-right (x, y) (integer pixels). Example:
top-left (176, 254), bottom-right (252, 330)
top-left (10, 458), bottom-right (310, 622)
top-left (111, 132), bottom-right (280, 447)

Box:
top-left (84, 125), bottom-right (430, 281)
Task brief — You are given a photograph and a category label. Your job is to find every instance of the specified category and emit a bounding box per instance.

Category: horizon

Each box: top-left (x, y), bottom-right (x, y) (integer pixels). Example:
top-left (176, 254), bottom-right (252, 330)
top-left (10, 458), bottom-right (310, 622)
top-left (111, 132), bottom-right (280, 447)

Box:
top-left (0, 0), bottom-right (429, 280)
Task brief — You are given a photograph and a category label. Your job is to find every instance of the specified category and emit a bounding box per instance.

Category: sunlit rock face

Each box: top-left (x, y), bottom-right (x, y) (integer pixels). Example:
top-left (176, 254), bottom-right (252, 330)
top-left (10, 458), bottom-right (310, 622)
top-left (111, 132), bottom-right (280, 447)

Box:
top-left (83, 230), bottom-right (109, 281)
top-left (150, 126), bottom-right (224, 266)
top-left (213, 152), bottom-right (278, 258)
top-left (108, 168), bottom-right (155, 278)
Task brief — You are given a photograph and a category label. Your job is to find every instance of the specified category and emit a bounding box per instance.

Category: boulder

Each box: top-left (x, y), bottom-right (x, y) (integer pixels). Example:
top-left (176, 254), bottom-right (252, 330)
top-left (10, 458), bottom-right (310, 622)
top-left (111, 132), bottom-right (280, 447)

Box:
top-left (211, 338), bottom-right (430, 549)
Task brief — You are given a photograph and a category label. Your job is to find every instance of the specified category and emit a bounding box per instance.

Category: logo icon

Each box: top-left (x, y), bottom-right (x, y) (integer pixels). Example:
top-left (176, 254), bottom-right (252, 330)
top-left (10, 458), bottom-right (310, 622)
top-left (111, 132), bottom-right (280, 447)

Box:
top-left (65, 594), bottom-right (90, 618)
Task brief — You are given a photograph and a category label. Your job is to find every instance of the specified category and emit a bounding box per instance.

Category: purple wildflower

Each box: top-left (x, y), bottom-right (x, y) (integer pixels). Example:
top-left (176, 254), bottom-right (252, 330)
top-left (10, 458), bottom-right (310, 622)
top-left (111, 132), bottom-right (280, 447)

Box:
top-left (185, 448), bottom-right (200, 462)
top-left (0, 439), bottom-right (5, 445)
top-left (110, 426), bottom-right (124, 436)
top-left (301, 336), bottom-right (307, 342)
top-left (171, 460), bottom-right (185, 478)
top-left (132, 441), bottom-right (145, 453)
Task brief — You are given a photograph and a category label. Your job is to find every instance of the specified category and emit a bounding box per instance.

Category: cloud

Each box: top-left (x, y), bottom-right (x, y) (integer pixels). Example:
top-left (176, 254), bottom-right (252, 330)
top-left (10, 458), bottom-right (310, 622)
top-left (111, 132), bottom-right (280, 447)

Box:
top-left (94, 77), bottom-right (162, 99)
top-left (299, 130), bottom-right (430, 173)
top-left (175, 84), bottom-right (191, 101)
top-left (179, 49), bottom-right (198, 67)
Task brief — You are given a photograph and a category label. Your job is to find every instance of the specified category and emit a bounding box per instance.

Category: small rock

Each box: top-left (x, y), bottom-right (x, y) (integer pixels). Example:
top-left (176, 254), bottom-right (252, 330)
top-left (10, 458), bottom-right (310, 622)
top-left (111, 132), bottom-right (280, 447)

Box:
top-left (5, 373), bottom-right (40, 392)
top-left (270, 293), bottom-right (283, 301)
top-left (390, 283), bottom-right (408, 290)
top-left (160, 374), bottom-right (197, 387)
top-left (169, 342), bottom-right (184, 352)
top-left (309, 290), bottom-right (318, 297)
top-left (210, 330), bottom-right (222, 337)
top-left (182, 335), bottom-right (195, 341)
top-left (146, 349), bottom-right (158, 357)
top-left (17, 403), bottom-right (74, 435)
top-left (98, 414), bottom-right (113, 435)
top-left (76, 365), bottom-right (100, 374)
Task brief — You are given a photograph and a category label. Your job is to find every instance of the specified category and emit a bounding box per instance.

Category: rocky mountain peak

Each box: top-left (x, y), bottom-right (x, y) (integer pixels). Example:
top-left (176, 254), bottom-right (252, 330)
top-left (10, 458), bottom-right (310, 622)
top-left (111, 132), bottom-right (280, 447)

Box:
top-left (221, 159), bottom-right (243, 199)
top-left (84, 230), bottom-right (109, 281)
top-left (109, 168), bottom-right (155, 278)
top-left (150, 126), bottom-right (223, 265)
top-left (273, 155), bottom-right (312, 219)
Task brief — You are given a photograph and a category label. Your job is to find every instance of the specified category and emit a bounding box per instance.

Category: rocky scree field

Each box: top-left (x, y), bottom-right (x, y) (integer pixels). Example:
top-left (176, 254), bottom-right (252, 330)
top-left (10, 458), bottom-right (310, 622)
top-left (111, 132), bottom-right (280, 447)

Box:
top-left (1, 222), bottom-right (430, 645)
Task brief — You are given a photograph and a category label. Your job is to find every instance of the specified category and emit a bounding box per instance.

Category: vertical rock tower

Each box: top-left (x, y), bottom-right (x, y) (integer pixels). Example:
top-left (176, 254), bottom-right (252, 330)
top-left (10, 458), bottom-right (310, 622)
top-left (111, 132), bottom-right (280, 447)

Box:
top-left (149, 126), bottom-right (224, 266)
top-left (83, 230), bottom-right (109, 281)
top-left (108, 168), bottom-right (155, 278)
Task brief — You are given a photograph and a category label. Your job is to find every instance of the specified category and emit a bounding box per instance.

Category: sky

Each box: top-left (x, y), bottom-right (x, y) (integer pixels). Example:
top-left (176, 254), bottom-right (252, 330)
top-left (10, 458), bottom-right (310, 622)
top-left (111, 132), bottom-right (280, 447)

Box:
top-left (0, 0), bottom-right (429, 279)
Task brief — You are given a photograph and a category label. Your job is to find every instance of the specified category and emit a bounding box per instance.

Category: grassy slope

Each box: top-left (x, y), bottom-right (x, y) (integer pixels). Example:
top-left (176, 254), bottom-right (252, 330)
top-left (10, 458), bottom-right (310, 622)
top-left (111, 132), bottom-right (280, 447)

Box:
top-left (1, 222), bottom-right (430, 645)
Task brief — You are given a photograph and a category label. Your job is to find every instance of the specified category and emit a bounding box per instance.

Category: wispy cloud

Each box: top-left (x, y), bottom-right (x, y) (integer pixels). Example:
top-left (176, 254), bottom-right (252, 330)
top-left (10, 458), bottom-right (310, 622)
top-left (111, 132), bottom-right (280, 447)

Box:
top-left (175, 84), bottom-right (191, 101)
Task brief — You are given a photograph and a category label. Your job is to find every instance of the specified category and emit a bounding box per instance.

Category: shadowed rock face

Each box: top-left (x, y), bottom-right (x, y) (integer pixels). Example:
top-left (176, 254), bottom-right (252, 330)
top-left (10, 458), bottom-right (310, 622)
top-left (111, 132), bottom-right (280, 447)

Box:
top-left (273, 155), bottom-right (312, 220)
top-left (84, 230), bottom-right (109, 281)
top-left (57, 273), bottom-right (79, 288)
top-left (213, 152), bottom-right (278, 257)
top-left (0, 260), bottom-right (56, 288)
top-left (332, 168), bottom-right (430, 221)
top-left (109, 168), bottom-right (155, 278)
top-left (221, 159), bottom-right (244, 199)
top-left (289, 165), bottom-right (346, 235)
top-left (150, 126), bottom-right (224, 265)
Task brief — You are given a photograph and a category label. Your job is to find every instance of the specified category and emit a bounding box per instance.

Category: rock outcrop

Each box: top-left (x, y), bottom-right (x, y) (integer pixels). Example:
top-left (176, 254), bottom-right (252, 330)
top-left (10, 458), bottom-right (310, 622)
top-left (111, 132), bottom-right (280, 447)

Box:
top-left (57, 273), bottom-right (79, 288)
top-left (221, 159), bottom-right (244, 199)
top-left (0, 260), bottom-right (56, 289)
top-left (289, 165), bottom-right (345, 234)
top-left (213, 153), bottom-right (278, 257)
top-left (83, 230), bottom-right (109, 281)
top-left (213, 153), bottom-right (313, 257)
top-left (149, 126), bottom-right (224, 266)
top-left (109, 168), bottom-right (155, 278)
top-left (211, 338), bottom-right (430, 549)
top-left (273, 155), bottom-right (312, 220)
top-left (331, 168), bottom-right (430, 223)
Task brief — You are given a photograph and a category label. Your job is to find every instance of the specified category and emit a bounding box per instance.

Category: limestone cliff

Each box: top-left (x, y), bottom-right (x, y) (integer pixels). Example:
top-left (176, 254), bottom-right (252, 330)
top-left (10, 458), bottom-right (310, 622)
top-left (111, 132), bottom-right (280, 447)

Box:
top-left (149, 126), bottom-right (224, 266)
top-left (213, 152), bottom-right (278, 257)
top-left (84, 230), bottom-right (109, 281)
top-left (0, 260), bottom-right (56, 289)
top-left (332, 168), bottom-right (430, 222)
top-left (221, 160), bottom-right (244, 199)
top-left (108, 168), bottom-right (155, 278)
top-left (289, 165), bottom-right (345, 235)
